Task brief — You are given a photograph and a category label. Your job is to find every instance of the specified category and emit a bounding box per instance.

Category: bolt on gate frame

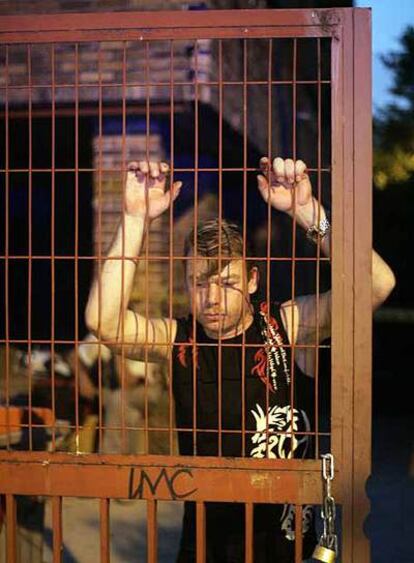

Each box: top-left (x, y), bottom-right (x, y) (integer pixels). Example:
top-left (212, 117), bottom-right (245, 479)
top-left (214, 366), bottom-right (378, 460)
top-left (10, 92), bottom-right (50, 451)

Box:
top-left (0, 8), bottom-right (372, 563)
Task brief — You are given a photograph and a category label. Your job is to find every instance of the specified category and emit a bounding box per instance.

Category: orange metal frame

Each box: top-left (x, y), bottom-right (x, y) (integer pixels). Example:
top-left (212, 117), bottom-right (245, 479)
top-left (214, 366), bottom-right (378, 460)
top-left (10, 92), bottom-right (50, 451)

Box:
top-left (0, 8), bottom-right (372, 562)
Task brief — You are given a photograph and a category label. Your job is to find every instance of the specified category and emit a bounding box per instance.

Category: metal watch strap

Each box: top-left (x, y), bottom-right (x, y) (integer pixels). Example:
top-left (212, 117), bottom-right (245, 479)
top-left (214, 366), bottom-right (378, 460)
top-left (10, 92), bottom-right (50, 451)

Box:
top-left (306, 216), bottom-right (330, 243)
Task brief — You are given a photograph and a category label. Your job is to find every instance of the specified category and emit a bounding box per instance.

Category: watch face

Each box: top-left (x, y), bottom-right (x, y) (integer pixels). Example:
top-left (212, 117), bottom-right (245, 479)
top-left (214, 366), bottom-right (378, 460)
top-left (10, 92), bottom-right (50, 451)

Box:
top-left (306, 219), bottom-right (330, 242)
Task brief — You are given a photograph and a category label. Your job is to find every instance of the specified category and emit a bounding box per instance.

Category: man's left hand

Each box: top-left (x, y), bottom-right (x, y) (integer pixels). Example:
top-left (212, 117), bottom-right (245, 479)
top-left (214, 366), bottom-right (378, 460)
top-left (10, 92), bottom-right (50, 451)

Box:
top-left (256, 157), bottom-right (313, 215)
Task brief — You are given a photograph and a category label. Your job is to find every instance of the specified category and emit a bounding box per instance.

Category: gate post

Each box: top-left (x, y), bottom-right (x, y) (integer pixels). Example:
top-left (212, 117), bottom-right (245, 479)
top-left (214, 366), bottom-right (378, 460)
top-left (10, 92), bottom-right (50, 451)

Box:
top-left (337, 8), bottom-right (372, 562)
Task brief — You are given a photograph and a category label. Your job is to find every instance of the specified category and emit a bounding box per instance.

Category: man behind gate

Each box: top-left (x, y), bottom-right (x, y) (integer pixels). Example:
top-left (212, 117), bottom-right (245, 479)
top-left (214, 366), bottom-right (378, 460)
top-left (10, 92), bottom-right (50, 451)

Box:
top-left (85, 157), bottom-right (395, 562)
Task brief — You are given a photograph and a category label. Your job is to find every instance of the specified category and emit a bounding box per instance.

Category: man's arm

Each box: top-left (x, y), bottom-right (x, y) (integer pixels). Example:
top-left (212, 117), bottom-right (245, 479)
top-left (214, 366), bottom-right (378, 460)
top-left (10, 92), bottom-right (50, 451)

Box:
top-left (257, 157), bottom-right (396, 353)
top-left (85, 161), bottom-right (182, 361)
top-left (371, 250), bottom-right (396, 311)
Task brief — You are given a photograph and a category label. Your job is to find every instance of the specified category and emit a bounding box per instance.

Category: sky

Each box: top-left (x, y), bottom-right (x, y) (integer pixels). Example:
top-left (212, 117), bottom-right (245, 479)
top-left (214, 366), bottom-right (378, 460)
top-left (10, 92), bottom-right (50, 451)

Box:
top-left (356, 1), bottom-right (414, 112)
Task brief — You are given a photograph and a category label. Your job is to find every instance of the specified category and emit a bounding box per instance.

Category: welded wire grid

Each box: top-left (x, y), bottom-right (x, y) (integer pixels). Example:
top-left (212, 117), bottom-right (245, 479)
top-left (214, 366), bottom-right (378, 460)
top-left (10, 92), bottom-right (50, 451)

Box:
top-left (1, 36), bottom-right (331, 455)
top-left (1, 34), bottom-right (332, 562)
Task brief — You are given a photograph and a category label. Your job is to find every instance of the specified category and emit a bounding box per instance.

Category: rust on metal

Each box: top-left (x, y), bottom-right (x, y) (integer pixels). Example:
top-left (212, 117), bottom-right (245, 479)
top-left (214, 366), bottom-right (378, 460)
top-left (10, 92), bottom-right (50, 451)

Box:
top-left (0, 453), bottom-right (323, 503)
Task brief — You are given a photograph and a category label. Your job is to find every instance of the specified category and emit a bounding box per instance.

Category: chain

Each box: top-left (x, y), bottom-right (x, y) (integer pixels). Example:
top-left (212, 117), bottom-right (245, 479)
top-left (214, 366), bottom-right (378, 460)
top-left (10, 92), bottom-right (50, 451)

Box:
top-left (320, 453), bottom-right (338, 554)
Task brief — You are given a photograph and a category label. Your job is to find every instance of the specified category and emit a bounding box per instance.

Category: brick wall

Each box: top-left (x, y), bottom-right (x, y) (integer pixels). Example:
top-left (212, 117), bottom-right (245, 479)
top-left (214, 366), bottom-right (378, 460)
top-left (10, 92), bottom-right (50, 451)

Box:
top-left (1, 0), bottom-right (308, 321)
top-left (0, 0), bottom-right (270, 153)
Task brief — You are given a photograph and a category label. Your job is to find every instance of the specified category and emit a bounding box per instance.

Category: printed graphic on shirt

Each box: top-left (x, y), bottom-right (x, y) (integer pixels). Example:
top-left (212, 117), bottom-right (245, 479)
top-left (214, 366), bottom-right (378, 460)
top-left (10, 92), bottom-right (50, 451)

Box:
top-left (280, 503), bottom-right (314, 541)
top-left (249, 402), bottom-right (313, 541)
top-left (178, 338), bottom-right (197, 368)
top-left (249, 403), bottom-right (310, 459)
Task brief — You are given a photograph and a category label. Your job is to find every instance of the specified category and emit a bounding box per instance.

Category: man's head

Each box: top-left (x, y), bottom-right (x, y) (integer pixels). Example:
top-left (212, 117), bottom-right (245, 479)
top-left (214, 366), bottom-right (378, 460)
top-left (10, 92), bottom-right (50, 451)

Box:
top-left (183, 219), bottom-right (258, 338)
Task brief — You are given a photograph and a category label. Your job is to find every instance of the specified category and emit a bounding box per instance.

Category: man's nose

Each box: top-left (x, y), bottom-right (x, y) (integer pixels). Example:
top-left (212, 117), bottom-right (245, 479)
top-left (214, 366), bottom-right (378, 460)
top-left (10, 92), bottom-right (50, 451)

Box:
top-left (206, 282), bottom-right (220, 306)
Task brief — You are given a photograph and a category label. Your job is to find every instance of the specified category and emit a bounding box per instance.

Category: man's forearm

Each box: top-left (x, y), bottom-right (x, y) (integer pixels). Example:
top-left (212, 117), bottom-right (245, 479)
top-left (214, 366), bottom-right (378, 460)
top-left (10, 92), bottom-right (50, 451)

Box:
top-left (289, 198), bottom-right (395, 309)
top-left (85, 214), bottom-right (146, 336)
top-left (372, 249), bottom-right (396, 310)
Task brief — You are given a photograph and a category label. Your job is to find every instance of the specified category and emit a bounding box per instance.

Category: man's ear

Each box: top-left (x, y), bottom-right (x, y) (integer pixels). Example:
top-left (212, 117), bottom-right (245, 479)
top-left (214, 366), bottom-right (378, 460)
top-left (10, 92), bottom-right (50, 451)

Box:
top-left (247, 266), bottom-right (259, 295)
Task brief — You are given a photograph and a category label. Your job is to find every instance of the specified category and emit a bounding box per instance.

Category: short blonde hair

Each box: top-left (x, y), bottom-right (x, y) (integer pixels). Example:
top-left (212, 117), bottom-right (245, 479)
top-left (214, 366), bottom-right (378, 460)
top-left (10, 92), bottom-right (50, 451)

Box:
top-left (183, 219), bottom-right (245, 277)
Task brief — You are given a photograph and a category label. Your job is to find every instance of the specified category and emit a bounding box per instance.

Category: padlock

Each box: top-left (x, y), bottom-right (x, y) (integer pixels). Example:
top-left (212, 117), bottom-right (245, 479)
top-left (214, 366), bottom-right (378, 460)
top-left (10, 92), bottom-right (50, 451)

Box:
top-left (312, 543), bottom-right (336, 562)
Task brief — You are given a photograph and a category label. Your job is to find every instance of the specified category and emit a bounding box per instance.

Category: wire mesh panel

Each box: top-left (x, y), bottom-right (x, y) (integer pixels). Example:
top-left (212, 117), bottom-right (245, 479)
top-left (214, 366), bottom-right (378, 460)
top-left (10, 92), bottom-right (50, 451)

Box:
top-left (0, 8), bottom-right (373, 563)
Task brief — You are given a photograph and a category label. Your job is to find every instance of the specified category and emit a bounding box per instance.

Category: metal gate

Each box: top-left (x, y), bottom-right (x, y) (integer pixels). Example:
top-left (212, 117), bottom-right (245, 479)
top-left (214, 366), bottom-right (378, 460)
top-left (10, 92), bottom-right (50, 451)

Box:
top-left (0, 8), bottom-right (372, 562)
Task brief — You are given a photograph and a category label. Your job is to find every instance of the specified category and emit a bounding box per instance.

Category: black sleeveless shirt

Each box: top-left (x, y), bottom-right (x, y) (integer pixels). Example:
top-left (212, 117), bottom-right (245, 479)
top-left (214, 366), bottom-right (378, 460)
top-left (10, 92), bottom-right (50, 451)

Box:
top-left (172, 302), bottom-right (316, 562)
top-left (173, 302), bottom-right (315, 459)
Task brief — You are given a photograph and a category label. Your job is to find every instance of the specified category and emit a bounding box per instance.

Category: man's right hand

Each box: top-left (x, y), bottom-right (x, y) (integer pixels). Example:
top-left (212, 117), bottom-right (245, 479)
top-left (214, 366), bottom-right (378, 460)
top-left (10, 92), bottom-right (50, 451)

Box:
top-left (125, 161), bottom-right (182, 220)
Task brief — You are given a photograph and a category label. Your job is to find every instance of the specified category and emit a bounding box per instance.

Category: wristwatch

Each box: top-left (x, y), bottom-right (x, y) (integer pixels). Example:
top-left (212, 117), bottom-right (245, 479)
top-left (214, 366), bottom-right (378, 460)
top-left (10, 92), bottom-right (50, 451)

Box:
top-left (306, 217), bottom-right (330, 243)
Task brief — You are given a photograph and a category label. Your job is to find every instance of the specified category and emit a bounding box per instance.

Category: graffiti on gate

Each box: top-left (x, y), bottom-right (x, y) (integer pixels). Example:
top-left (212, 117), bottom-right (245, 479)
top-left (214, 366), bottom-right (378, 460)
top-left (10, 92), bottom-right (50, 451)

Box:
top-left (128, 467), bottom-right (198, 500)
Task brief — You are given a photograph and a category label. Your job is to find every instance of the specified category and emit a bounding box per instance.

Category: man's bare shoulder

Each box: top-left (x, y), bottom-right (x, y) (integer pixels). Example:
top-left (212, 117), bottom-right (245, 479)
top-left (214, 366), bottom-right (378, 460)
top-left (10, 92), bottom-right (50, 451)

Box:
top-left (280, 291), bottom-right (331, 346)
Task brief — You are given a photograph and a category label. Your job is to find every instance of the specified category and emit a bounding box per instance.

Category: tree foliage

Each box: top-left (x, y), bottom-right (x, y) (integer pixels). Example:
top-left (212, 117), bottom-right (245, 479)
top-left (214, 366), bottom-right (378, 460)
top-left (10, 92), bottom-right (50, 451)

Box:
top-left (374, 26), bottom-right (414, 189)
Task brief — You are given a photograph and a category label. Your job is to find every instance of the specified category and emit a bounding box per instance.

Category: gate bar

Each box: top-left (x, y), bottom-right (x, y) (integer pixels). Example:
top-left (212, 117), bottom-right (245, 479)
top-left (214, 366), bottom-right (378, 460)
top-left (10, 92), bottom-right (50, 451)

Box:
top-left (147, 500), bottom-right (157, 563)
top-left (196, 501), bottom-right (205, 563)
top-left (352, 8), bottom-right (372, 561)
top-left (294, 504), bottom-right (303, 563)
top-left (0, 9), bottom-right (341, 34)
top-left (6, 494), bottom-right (16, 563)
top-left (100, 498), bottom-right (110, 563)
top-left (0, 454), bottom-right (324, 503)
top-left (52, 496), bottom-right (62, 563)
top-left (244, 502), bottom-right (253, 563)
top-left (0, 9), bottom-right (342, 44)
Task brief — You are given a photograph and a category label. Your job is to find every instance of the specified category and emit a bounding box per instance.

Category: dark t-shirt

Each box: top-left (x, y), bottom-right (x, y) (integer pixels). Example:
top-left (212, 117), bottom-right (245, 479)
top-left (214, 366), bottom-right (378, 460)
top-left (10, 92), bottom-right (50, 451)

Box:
top-left (172, 302), bottom-right (316, 562)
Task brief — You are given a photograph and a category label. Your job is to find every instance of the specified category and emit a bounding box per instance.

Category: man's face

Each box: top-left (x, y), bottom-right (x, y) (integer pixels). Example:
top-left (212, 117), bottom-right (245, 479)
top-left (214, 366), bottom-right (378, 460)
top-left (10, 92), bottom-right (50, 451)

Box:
top-left (185, 257), bottom-right (258, 339)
